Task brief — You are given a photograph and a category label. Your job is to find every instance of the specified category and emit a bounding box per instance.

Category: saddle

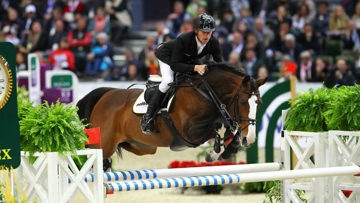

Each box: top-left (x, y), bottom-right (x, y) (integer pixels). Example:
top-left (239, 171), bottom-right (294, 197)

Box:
top-left (132, 75), bottom-right (175, 114)
top-left (132, 74), bottom-right (196, 150)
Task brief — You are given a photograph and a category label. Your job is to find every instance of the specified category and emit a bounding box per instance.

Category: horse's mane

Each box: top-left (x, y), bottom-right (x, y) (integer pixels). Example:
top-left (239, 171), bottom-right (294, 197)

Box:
top-left (206, 62), bottom-right (246, 77)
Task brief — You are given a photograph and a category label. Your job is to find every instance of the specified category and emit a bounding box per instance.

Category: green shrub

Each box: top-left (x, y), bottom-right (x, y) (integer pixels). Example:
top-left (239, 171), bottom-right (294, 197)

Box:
top-left (19, 101), bottom-right (87, 154)
top-left (325, 85), bottom-right (360, 130)
top-left (285, 88), bottom-right (333, 132)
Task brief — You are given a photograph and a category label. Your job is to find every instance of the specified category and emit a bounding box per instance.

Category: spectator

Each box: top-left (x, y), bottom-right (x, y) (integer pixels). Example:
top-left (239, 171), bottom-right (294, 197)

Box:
top-left (144, 51), bottom-right (160, 76)
top-left (43, 0), bottom-right (65, 22)
top-left (229, 0), bottom-right (249, 19)
top-left (267, 5), bottom-right (292, 34)
top-left (218, 9), bottom-right (235, 34)
top-left (253, 17), bottom-right (274, 48)
top-left (292, 3), bottom-right (312, 34)
top-left (117, 49), bottom-right (142, 80)
top-left (243, 32), bottom-right (264, 62)
top-left (278, 33), bottom-right (303, 64)
top-left (313, 57), bottom-right (330, 82)
top-left (88, 6), bottom-right (110, 37)
top-left (238, 8), bottom-right (254, 30)
top-left (222, 31), bottom-right (244, 61)
top-left (86, 32), bottom-right (114, 77)
top-left (328, 5), bottom-right (349, 39)
top-left (342, 20), bottom-right (360, 51)
top-left (324, 58), bottom-right (356, 88)
top-left (49, 37), bottom-right (75, 71)
top-left (228, 51), bottom-right (244, 72)
top-left (68, 16), bottom-right (92, 76)
top-left (354, 52), bottom-right (360, 81)
top-left (270, 20), bottom-right (292, 52)
top-left (105, 0), bottom-right (132, 42)
top-left (44, 7), bottom-right (67, 36)
top-left (48, 19), bottom-right (68, 50)
top-left (179, 20), bottom-right (194, 34)
top-left (154, 22), bottom-right (169, 46)
top-left (297, 23), bottom-right (319, 55)
top-left (241, 48), bottom-right (262, 77)
top-left (256, 66), bottom-right (269, 80)
top-left (352, 2), bottom-right (360, 30)
top-left (22, 4), bottom-right (38, 37)
top-left (297, 51), bottom-right (315, 82)
top-left (16, 52), bottom-right (26, 71)
top-left (1, 7), bottom-right (23, 47)
top-left (0, 0), bottom-right (21, 22)
top-left (166, 1), bottom-right (192, 37)
top-left (139, 36), bottom-right (155, 64)
top-left (313, 1), bottom-right (330, 41)
top-left (19, 20), bottom-right (49, 55)
top-left (127, 63), bottom-right (142, 81)
top-left (63, 0), bottom-right (86, 17)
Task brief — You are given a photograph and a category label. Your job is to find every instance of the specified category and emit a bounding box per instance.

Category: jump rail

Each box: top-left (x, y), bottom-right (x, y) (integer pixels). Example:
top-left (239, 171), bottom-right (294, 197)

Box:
top-left (106, 165), bottom-right (360, 192)
top-left (84, 162), bottom-right (282, 182)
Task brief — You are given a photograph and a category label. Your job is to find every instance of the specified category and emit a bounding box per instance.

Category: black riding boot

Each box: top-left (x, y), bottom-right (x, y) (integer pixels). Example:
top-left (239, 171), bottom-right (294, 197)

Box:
top-left (141, 89), bottom-right (165, 134)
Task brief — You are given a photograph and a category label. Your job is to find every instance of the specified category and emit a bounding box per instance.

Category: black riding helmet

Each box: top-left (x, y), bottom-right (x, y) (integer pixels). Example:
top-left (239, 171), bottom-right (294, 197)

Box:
top-left (195, 13), bottom-right (215, 32)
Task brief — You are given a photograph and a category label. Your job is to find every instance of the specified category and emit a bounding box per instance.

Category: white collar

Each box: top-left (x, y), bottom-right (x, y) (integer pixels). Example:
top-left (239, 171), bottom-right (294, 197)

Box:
top-left (195, 36), bottom-right (207, 54)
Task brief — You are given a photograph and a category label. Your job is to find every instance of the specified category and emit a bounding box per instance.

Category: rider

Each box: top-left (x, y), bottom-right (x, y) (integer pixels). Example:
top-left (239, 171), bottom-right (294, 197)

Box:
top-left (141, 13), bottom-right (224, 134)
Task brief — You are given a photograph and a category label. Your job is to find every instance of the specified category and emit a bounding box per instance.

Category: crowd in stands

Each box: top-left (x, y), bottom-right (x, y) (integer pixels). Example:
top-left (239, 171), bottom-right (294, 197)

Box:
top-left (1, 0), bottom-right (360, 87)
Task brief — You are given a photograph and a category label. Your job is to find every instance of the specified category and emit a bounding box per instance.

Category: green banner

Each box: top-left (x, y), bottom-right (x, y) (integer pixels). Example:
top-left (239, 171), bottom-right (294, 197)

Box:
top-left (0, 42), bottom-right (20, 168)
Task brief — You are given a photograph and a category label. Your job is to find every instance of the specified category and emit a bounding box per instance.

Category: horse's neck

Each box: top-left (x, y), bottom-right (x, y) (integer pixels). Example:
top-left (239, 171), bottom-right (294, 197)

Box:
top-left (171, 72), bottom-right (241, 145)
top-left (205, 71), bottom-right (241, 103)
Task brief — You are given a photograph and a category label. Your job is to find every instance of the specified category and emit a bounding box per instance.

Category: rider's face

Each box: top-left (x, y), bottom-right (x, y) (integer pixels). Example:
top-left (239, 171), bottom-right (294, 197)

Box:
top-left (196, 30), bottom-right (212, 44)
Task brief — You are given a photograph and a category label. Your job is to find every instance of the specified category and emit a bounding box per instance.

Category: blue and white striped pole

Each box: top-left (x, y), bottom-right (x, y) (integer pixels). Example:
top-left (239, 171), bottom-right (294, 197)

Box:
top-left (106, 166), bottom-right (360, 192)
top-left (84, 162), bottom-right (281, 182)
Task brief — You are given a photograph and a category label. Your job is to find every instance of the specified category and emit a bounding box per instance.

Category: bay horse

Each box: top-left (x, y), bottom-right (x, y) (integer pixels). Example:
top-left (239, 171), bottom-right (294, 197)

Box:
top-left (77, 63), bottom-right (266, 161)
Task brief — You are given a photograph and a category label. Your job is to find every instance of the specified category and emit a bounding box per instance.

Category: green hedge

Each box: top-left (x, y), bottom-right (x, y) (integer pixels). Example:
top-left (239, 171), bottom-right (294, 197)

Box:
top-left (18, 92), bottom-right (87, 154)
top-left (285, 85), bottom-right (360, 131)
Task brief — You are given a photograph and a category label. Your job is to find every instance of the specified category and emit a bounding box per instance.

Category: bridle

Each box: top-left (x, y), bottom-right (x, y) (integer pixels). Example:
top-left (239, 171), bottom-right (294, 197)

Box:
top-left (172, 71), bottom-right (261, 136)
top-left (227, 78), bottom-right (261, 134)
top-left (197, 75), bottom-right (260, 136)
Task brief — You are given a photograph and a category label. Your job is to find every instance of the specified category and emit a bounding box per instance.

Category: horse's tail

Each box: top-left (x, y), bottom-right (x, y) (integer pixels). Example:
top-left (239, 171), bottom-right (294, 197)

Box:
top-left (76, 87), bottom-right (114, 126)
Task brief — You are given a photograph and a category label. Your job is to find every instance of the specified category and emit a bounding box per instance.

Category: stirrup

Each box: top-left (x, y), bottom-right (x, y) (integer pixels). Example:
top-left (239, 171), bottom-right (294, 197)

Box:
top-left (140, 116), bottom-right (154, 135)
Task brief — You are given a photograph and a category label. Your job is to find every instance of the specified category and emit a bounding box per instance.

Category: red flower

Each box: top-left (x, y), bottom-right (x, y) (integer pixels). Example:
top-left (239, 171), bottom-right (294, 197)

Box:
top-left (168, 160), bottom-right (180, 168)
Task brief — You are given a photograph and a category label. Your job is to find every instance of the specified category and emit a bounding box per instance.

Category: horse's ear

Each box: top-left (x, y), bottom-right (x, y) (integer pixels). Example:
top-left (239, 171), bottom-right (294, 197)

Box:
top-left (256, 77), bottom-right (267, 87)
top-left (242, 75), bottom-right (250, 84)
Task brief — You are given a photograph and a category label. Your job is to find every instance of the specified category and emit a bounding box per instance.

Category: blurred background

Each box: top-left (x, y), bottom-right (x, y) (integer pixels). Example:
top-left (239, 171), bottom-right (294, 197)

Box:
top-left (2, 0), bottom-right (359, 87)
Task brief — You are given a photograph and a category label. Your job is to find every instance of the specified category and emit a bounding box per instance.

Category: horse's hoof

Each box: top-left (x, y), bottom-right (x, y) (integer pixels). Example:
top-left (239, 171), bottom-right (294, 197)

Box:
top-left (205, 153), bottom-right (214, 162)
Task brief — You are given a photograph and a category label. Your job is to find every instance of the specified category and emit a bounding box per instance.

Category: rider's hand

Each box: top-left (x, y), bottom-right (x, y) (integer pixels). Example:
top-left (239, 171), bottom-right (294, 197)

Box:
top-left (194, 65), bottom-right (207, 75)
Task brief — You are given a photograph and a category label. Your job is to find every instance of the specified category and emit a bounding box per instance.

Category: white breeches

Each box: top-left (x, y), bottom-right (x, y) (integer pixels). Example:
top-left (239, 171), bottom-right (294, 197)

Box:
top-left (158, 59), bottom-right (174, 93)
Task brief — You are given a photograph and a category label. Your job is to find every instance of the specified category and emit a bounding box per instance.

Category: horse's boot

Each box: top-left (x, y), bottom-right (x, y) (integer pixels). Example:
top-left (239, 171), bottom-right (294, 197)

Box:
top-left (141, 89), bottom-right (165, 134)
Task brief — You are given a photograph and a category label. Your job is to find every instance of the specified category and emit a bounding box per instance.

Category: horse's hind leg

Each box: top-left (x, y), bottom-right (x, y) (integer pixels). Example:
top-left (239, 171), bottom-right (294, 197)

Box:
top-left (119, 142), bottom-right (157, 155)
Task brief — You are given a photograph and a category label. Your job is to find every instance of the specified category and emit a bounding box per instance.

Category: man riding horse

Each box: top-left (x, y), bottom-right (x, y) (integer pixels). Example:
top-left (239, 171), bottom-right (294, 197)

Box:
top-left (141, 13), bottom-right (223, 134)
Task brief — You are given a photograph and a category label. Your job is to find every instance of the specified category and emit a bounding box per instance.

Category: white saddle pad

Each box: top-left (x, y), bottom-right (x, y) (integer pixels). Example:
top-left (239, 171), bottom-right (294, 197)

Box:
top-left (133, 91), bottom-right (174, 114)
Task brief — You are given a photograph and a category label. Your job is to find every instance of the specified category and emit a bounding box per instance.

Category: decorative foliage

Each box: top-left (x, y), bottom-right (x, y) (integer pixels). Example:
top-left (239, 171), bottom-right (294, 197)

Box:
top-left (324, 85), bottom-right (360, 130)
top-left (19, 101), bottom-right (87, 154)
top-left (263, 181), bottom-right (307, 203)
top-left (285, 88), bottom-right (333, 132)
top-left (241, 181), bottom-right (265, 193)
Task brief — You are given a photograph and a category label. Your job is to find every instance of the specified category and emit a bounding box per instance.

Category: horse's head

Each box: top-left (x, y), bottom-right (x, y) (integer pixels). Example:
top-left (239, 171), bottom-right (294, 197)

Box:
top-left (205, 63), bottom-right (266, 148)
top-left (233, 75), bottom-right (266, 147)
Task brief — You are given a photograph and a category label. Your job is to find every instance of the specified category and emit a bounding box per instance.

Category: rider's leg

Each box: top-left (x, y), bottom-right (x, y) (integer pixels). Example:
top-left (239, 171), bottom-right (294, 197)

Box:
top-left (141, 60), bottom-right (173, 134)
